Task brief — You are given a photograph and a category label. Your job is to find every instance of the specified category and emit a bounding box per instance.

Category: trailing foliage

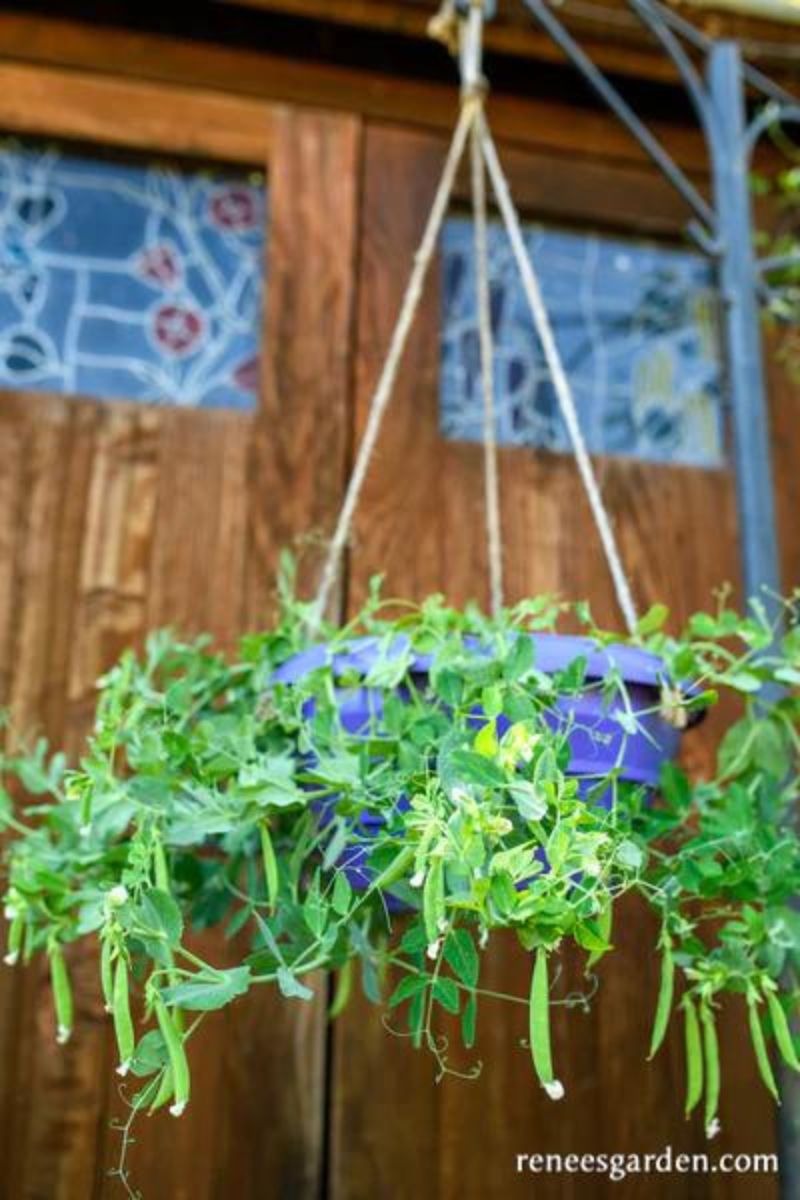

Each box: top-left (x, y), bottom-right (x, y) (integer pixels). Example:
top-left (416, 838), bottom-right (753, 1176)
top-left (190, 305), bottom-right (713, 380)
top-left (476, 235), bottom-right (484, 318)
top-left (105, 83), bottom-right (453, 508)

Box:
top-left (2, 564), bottom-right (800, 1161)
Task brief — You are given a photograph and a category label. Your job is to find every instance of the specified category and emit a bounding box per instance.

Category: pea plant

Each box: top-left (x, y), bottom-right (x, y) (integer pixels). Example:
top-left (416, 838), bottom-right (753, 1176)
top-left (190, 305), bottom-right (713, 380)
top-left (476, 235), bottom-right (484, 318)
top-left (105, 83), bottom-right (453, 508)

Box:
top-left (2, 569), bottom-right (800, 1182)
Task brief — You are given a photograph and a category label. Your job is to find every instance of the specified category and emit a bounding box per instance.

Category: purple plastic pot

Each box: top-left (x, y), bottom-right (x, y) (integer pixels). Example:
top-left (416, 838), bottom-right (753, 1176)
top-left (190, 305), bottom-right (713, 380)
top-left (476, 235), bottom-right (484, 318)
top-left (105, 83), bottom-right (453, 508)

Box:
top-left (272, 633), bottom-right (698, 894)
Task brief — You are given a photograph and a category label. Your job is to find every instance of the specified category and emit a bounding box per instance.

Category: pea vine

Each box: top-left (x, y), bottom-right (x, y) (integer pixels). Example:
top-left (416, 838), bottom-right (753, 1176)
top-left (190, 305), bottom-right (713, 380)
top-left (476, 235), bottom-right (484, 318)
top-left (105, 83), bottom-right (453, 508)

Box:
top-left (2, 562), bottom-right (800, 1192)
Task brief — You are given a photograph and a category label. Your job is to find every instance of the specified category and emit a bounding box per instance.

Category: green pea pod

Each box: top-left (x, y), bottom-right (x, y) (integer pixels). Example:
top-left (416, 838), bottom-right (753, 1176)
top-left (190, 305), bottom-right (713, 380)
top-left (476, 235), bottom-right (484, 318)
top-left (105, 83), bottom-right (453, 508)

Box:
top-left (373, 845), bottom-right (415, 896)
top-left (748, 995), bottom-right (780, 1102)
top-left (100, 937), bottom-right (114, 1014)
top-left (530, 948), bottom-right (560, 1096)
top-left (701, 1000), bottom-right (720, 1135)
top-left (154, 994), bottom-right (190, 1117)
top-left (648, 940), bottom-right (675, 1060)
top-left (148, 1066), bottom-right (174, 1115)
top-left (79, 785), bottom-right (93, 835)
top-left (4, 913), bottom-right (24, 966)
top-left (767, 990), bottom-right (800, 1073)
top-left (423, 859), bottom-right (445, 946)
top-left (153, 839), bottom-right (170, 895)
top-left (49, 944), bottom-right (73, 1045)
top-left (260, 821), bottom-right (279, 911)
top-left (328, 959), bottom-right (353, 1020)
top-left (113, 958), bottom-right (135, 1073)
top-left (683, 995), bottom-right (703, 1116)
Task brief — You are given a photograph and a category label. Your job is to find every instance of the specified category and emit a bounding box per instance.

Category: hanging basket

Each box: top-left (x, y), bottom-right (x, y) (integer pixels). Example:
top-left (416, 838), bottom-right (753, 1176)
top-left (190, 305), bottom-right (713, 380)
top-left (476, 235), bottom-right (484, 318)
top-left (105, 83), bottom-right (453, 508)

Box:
top-left (272, 632), bottom-right (705, 897)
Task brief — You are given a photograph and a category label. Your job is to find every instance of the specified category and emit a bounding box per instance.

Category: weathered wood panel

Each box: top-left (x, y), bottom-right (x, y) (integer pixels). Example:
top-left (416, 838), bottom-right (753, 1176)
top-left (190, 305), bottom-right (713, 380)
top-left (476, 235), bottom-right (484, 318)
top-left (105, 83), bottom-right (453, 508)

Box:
top-left (0, 105), bottom-right (361, 1200)
top-left (330, 121), bottom-right (776, 1200)
top-left (0, 61), bottom-right (274, 164)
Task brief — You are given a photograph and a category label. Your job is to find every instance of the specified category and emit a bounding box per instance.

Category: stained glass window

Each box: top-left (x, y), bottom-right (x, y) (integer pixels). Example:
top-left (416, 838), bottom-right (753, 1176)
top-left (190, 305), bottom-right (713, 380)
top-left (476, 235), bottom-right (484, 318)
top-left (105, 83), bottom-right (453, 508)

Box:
top-left (0, 137), bottom-right (266, 409)
top-left (440, 217), bottom-right (724, 467)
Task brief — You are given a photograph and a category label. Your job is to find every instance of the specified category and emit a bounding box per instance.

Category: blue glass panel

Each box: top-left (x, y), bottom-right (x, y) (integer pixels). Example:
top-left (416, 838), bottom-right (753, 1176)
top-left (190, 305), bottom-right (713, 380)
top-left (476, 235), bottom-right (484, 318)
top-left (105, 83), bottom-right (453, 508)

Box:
top-left (0, 138), bottom-right (266, 409)
top-left (440, 218), bottom-right (724, 466)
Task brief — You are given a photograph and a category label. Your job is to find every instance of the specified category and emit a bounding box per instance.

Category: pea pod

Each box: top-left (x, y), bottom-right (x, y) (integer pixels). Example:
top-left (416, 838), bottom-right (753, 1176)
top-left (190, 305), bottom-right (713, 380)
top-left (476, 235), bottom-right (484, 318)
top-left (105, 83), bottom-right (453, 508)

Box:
top-left (701, 1000), bottom-right (720, 1136)
top-left (153, 838), bottom-right (170, 894)
top-left (148, 1066), bottom-right (175, 1115)
top-left (100, 937), bottom-right (114, 1014)
top-left (79, 784), bottom-right (93, 835)
top-left (766, 990), bottom-right (800, 1073)
top-left (748, 994), bottom-right (780, 1102)
top-left (328, 959), bottom-right (353, 1020)
top-left (529, 948), bottom-right (561, 1098)
top-left (373, 845), bottom-right (415, 896)
top-left (154, 994), bottom-right (191, 1117)
top-left (4, 913), bottom-right (24, 966)
top-left (648, 939), bottom-right (675, 1060)
top-left (113, 958), bottom-right (135, 1074)
top-left (683, 994), bottom-right (703, 1116)
top-left (260, 821), bottom-right (279, 911)
top-left (49, 943), bottom-right (73, 1045)
top-left (423, 858), bottom-right (445, 946)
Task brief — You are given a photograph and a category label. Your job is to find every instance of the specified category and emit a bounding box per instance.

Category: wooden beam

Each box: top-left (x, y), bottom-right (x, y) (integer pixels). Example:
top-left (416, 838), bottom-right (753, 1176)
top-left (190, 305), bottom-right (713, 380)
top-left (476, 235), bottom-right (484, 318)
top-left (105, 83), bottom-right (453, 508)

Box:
top-left (0, 60), bottom-right (273, 164)
top-left (0, 13), bottom-right (710, 172)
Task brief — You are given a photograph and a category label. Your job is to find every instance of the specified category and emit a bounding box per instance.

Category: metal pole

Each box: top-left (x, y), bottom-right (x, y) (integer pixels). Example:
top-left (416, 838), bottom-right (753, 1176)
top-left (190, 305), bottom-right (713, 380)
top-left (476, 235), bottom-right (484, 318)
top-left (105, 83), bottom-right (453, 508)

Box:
top-left (708, 42), bottom-right (795, 1196)
top-left (707, 42), bottom-right (782, 608)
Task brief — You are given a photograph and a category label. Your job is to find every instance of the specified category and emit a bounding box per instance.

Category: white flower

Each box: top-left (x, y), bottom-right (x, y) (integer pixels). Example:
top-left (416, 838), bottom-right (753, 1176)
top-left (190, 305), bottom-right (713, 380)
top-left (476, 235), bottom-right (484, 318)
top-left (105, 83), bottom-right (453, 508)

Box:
top-left (451, 787), bottom-right (472, 807)
top-left (169, 1101), bottom-right (187, 1118)
top-left (116, 1060), bottom-right (130, 1078)
top-left (543, 1079), bottom-right (565, 1101)
top-left (3, 951), bottom-right (19, 966)
top-left (706, 1119), bottom-right (721, 1140)
top-left (437, 917), bottom-right (449, 934)
top-left (409, 870), bottom-right (426, 889)
top-left (107, 885), bottom-right (129, 909)
top-left (79, 824), bottom-right (92, 840)
top-left (4, 905), bottom-right (17, 921)
top-left (479, 928), bottom-right (489, 949)
top-left (426, 939), bottom-right (442, 960)
top-left (56, 1025), bottom-right (72, 1045)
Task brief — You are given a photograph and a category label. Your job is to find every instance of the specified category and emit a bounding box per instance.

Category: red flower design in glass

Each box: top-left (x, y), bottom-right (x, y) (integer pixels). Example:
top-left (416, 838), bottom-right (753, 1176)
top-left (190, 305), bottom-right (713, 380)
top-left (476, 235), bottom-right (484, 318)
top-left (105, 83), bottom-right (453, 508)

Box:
top-left (209, 187), bottom-right (259, 232)
top-left (152, 304), bottom-right (205, 357)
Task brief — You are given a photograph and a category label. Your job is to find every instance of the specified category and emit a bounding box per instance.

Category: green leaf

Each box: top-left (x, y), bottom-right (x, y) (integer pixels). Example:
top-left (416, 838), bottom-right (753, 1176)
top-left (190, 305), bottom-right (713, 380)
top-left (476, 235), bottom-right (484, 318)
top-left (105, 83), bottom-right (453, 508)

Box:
top-left (432, 976), bottom-right (460, 1015)
top-left (449, 750), bottom-right (506, 788)
top-left (130, 1030), bottom-right (169, 1078)
top-left (276, 967), bottom-right (314, 1002)
top-left (474, 721), bottom-right (498, 759)
top-left (444, 928), bottom-right (479, 988)
top-left (388, 972), bottom-right (428, 1009)
top-left (332, 871), bottom-right (353, 917)
top-left (139, 889), bottom-right (183, 948)
top-left (616, 840), bottom-right (644, 871)
top-left (509, 781), bottom-right (547, 823)
top-left (162, 966), bottom-right (251, 1012)
top-left (303, 875), bottom-right (328, 938)
top-left (574, 920), bottom-right (609, 955)
top-left (636, 604), bottom-right (669, 637)
top-left (505, 634), bottom-right (534, 681)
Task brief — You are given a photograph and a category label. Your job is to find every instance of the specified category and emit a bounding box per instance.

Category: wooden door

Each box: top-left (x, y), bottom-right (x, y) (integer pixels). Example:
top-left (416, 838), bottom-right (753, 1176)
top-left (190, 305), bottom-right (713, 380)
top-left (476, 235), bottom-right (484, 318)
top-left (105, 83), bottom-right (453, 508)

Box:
top-left (0, 71), bottom-right (361, 1200)
top-left (326, 121), bottom-right (780, 1200)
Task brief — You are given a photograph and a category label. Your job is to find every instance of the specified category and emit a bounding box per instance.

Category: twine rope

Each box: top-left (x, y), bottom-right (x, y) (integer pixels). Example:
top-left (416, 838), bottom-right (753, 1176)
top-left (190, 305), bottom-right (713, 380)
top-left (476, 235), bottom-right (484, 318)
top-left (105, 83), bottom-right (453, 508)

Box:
top-left (310, 3), bottom-right (639, 636)
top-left (470, 119), bottom-right (505, 616)
top-left (475, 111), bottom-right (640, 635)
top-left (311, 99), bottom-right (478, 628)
